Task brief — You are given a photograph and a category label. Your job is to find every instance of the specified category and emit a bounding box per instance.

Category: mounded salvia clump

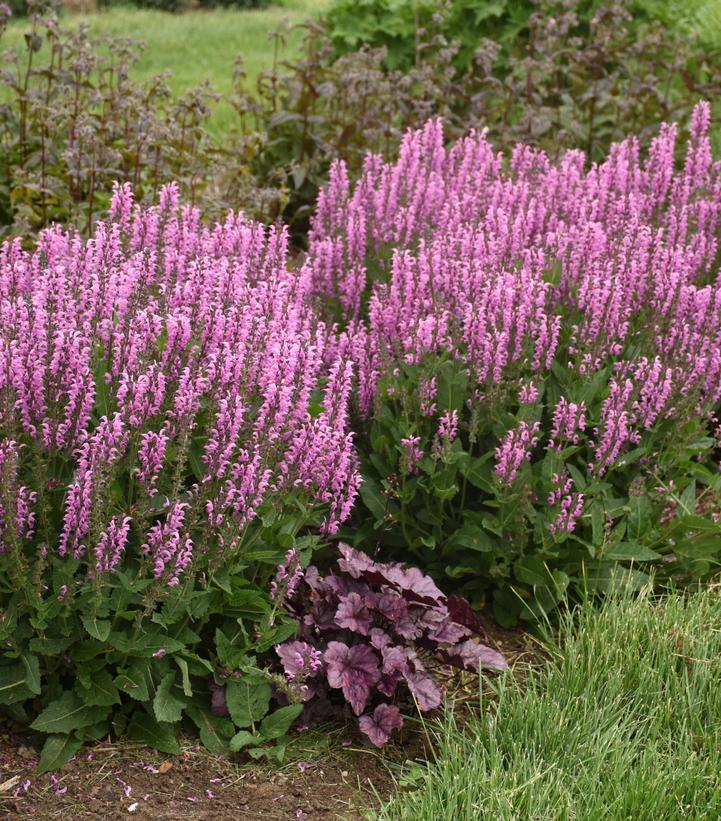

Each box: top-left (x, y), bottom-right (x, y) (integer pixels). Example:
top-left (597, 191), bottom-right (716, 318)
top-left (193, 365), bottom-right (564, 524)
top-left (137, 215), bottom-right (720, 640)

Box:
top-left (0, 183), bottom-right (360, 768)
top-left (274, 545), bottom-right (507, 747)
top-left (307, 102), bottom-right (721, 624)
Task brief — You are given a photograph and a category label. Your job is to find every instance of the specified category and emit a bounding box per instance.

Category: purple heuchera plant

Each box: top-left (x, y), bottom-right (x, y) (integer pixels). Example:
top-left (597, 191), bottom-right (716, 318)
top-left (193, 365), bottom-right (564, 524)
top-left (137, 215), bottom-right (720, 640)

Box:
top-left (275, 544), bottom-right (507, 747)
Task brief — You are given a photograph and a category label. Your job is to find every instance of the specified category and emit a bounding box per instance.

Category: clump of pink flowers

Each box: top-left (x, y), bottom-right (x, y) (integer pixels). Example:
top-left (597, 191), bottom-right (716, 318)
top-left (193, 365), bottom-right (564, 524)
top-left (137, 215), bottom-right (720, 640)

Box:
top-left (309, 100), bottom-right (721, 499)
top-left (0, 183), bottom-right (360, 577)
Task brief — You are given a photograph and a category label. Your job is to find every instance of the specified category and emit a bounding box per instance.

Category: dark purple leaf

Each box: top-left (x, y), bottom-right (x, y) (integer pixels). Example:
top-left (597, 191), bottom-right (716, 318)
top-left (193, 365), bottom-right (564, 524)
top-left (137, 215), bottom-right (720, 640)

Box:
top-left (395, 607), bottom-right (426, 640)
top-left (369, 628), bottom-right (392, 651)
top-left (358, 703), bottom-right (404, 748)
top-left (304, 600), bottom-right (338, 632)
top-left (447, 596), bottom-right (485, 635)
top-left (403, 669), bottom-right (442, 711)
top-left (381, 645), bottom-right (410, 676)
top-left (338, 544), bottom-right (445, 606)
top-left (427, 618), bottom-right (470, 644)
top-left (338, 544), bottom-right (377, 578)
top-left (383, 565), bottom-right (446, 605)
top-left (439, 639), bottom-right (509, 672)
top-left (325, 574), bottom-right (369, 599)
top-left (373, 589), bottom-right (409, 622)
top-left (377, 672), bottom-right (402, 697)
top-left (209, 682), bottom-right (229, 717)
top-left (324, 641), bottom-right (381, 715)
top-left (302, 565), bottom-right (325, 594)
top-left (335, 592), bottom-right (373, 635)
top-left (280, 546), bottom-right (506, 725)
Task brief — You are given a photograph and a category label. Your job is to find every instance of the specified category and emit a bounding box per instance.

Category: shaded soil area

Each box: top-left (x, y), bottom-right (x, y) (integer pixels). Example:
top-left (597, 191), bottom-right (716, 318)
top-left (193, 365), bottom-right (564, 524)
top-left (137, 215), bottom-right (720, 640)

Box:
top-left (0, 618), bottom-right (533, 820)
top-left (0, 730), bottom-right (396, 820)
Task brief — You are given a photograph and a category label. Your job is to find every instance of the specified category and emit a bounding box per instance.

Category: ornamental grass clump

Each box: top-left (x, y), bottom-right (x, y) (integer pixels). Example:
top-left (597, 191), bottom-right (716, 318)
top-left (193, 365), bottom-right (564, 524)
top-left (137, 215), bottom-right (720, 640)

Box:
top-left (308, 103), bottom-right (721, 624)
top-left (0, 182), bottom-right (359, 768)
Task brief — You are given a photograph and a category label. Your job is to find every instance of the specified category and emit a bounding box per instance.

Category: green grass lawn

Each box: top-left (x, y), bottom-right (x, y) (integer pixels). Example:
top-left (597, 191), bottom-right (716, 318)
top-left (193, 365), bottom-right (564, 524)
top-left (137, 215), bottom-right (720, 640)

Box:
top-left (4, 0), bottom-right (330, 134)
top-left (638, 0), bottom-right (721, 43)
top-left (377, 585), bottom-right (721, 820)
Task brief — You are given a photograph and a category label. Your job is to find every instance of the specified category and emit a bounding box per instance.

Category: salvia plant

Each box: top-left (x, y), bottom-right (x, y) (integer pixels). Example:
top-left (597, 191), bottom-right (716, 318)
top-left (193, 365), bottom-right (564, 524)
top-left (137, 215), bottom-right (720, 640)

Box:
top-left (269, 544), bottom-right (507, 748)
top-left (307, 103), bottom-right (721, 624)
top-left (0, 182), bottom-right (360, 768)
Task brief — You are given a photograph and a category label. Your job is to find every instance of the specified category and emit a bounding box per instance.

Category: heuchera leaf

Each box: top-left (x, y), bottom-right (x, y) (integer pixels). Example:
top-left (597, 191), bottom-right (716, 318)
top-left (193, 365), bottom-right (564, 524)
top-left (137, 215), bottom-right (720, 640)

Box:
top-left (427, 618), bottom-right (470, 644)
top-left (403, 669), bottom-right (442, 711)
top-left (338, 544), bottom-right (446, 605)
top-left (446, 596), bottom-right (485, 635)
top-left (372, 589), bottom-right (409, 622)
top-left (277, 545), bottom-right (507, 746)
top-left (358, 703), bottom-right (404, 747)
top-left (439, 639), bottom-right (509, 672)
top-left (337, 544), bottom-right (377, 578)
top-left (335, 593), bottom-right (373, 635)
top-left (380, 645), bottom-right (410, 676)
top-left (369, 628), bottom-right (392, 651)
top-left (324, 641), bottom-right (380, 715)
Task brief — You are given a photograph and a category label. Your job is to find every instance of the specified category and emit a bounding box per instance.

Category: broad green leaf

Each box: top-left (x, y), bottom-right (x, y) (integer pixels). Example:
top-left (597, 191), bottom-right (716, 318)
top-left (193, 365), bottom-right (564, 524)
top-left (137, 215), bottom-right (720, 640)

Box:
top-left (20, 653), bottom-right (41, 696)
top-left (177, 651), bottom-right (214, 677)
top-left (676, 515), bottom-right (721, 533)
top-left (603, 542), bottom-right (662, 561)
top-left (584, 564), bottom-right (651, 594)
top-left (186, 705), bottom-right (234, 754)
top-left (590, 502), bottom-right (604, 550)
top-left (445, 523), bottom-right (493, 553)
top-left (0, 663), bottom-right (34, 705)
top-left (514, 555), bottom-right (552, 587)
top-left (108, 630), bottom-right (184, 657)
top-left (627, 495), bottom-right (652, 541)
top-left (77, 670), bottom-right (120, 707)
top-left (461, 456), bottom-right (494, 492)
top-left (259, 704), bottom-right (303, 741)
top-left (225, 677), bottom-right (272, 729)
top-left (30, 691), bottom-right (108, 734)
top-left (127, 712), bottom-right (181, 755)
top-left (437, 361), bottom-right (468, 412)
top-left (29, 637), bottom-right (73, 656)
top-left (229, 730), bottom-right (256, 752)
top-left (678, 480), bottom-right (696, 516)
top-left (153, 672), bottom-right (185, 724)
top-left (566, 462), bottom-right (587, 491)
top-left (175, 658), bottom-right (193, 698)
top-left (81, 615), bottom-right (111, 643)
top-left (38, 734), bottom-right (84, 774)
top-left (114, 661), bottom-right (150, 702)
top-left (359, 476), bottom-right (387, 523)
top-left (672, 534), bottom-right (721, 559)
top-left (254, 621), bottom-right (297, 654)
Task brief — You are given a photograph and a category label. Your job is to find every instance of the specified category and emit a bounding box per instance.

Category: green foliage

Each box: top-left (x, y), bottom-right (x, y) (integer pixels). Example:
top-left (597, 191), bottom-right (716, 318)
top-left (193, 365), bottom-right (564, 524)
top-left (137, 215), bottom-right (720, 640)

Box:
top-left (325, 0), bottom-right (532, 72)
top-left (0, 2), bottom-right (281, 238)
top-left (0, 513), bottom-right (314, 766)
top-left (233, 0), bottom-right (721, 241)
top-left (349, 356), bottom-right (721, 626)
top-left (3, 0), bottom-right (721, 238)
top-left (196, 0), bottom-right (267, 7)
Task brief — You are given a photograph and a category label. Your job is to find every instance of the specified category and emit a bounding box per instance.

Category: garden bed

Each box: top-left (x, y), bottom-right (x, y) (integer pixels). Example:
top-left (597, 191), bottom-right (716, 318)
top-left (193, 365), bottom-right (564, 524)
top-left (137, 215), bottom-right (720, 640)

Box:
top-left (0, 730), bottom-right (394, 820)
top-left (0, 615), bottom-right (528, 819)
